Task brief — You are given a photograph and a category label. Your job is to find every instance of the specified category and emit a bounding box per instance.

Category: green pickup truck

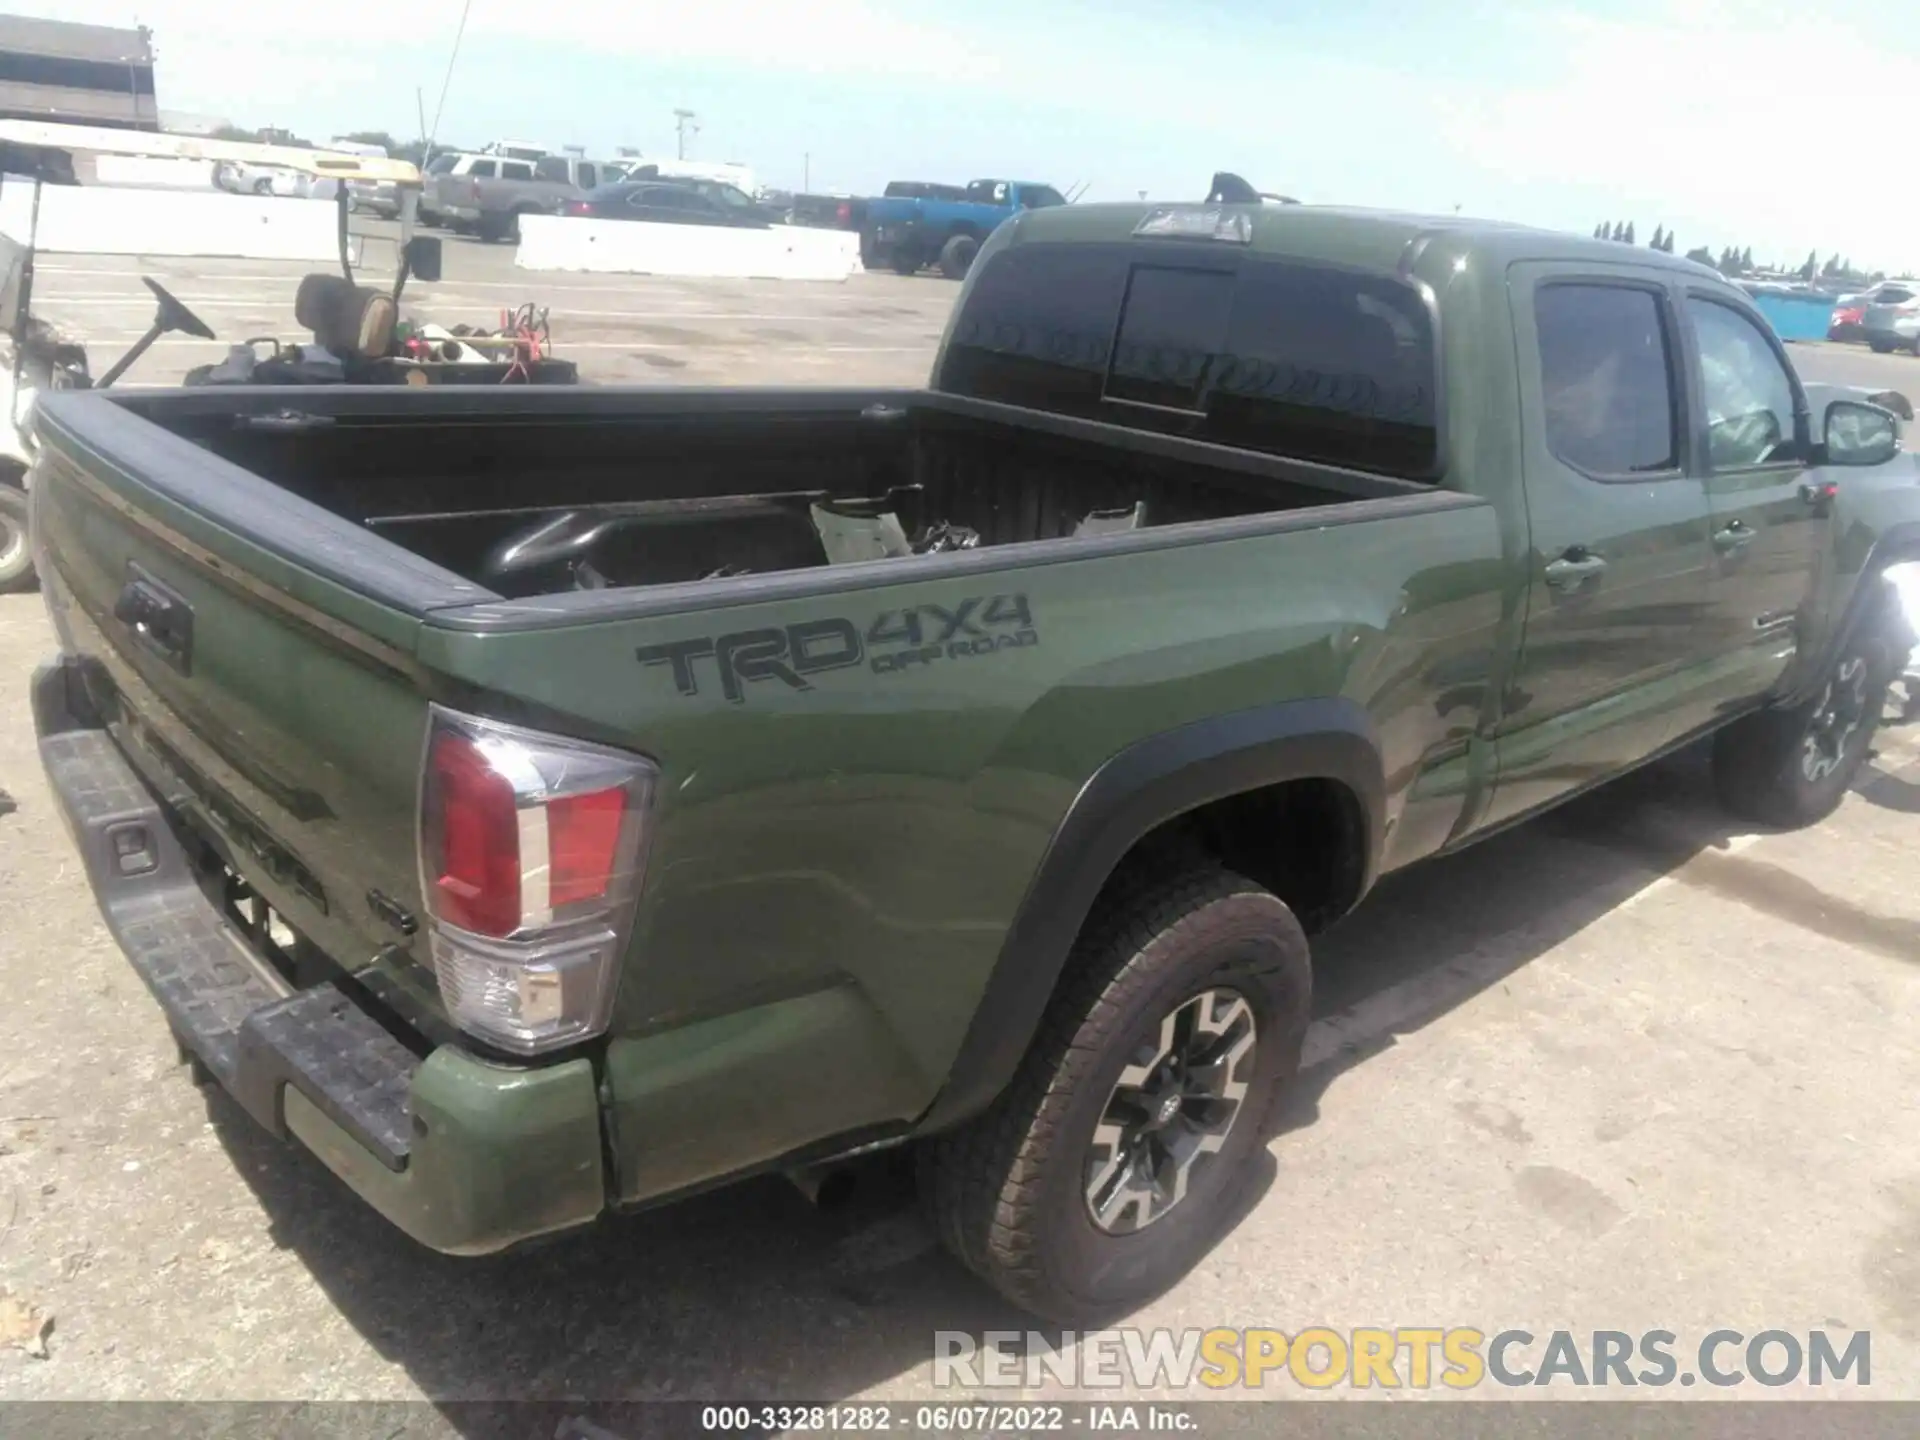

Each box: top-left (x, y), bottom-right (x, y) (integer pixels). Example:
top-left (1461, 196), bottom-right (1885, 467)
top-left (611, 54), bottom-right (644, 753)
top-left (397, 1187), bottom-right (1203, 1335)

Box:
top-left (26, 201), bottom-right (1920, 1323)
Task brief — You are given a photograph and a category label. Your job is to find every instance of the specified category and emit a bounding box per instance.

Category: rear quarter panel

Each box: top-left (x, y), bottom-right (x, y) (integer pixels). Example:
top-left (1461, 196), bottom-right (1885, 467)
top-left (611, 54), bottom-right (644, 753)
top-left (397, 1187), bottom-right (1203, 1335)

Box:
top-left (423, 503), bottom-right (1505, 1197)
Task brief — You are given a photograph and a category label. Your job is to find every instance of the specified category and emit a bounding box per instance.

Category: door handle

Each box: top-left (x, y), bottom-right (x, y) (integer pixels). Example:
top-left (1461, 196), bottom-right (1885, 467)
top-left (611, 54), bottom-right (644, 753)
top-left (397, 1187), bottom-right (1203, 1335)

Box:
top-left (1712, 521), bottom-right (1757, 553)
top-left (1544, 548), bottom-right (1608, 588)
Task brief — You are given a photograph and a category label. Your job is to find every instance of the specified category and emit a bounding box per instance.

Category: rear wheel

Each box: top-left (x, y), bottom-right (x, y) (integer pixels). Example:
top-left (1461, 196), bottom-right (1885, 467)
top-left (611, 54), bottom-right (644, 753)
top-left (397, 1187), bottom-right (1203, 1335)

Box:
top-left (0, 481), bottom-right (34, 594)
top-left (1870, 338), bottom-right (1895, 354)
top-left (919, 865), bottom-right (1311, 1323)
top-left (889, 247), bottom-right (921, 276)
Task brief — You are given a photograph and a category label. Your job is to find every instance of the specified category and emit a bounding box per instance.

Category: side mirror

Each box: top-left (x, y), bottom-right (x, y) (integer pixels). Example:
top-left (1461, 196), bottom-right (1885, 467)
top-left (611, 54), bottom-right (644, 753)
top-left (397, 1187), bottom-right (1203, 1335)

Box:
top-left (402, 234), bottom-right (443, 283)
top-left (1824, 400), bottom-right (1901, 467)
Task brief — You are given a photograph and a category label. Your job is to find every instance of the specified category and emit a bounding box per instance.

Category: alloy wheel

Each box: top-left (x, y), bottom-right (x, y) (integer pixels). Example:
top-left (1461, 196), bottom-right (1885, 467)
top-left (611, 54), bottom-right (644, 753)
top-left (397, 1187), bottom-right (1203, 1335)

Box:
top-left (1083, 988), bottom-right (1258, 1235)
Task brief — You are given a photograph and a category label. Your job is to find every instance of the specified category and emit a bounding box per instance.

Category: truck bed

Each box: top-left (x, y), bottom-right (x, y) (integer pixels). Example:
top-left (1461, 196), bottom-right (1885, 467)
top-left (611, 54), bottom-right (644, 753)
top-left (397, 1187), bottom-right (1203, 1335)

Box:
top-left (106, 386), bottom-right (1416, 600)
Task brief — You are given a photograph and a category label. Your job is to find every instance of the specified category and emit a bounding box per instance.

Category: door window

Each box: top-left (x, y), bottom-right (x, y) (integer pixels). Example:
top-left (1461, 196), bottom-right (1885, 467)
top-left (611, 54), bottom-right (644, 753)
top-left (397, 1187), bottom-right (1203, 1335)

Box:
top-left (1686, 298), bottom-right (1802, 468)
top-left (1535, 284), bottom-right (1679, 477)
top-left (502, 161), bottom-right (534, 181)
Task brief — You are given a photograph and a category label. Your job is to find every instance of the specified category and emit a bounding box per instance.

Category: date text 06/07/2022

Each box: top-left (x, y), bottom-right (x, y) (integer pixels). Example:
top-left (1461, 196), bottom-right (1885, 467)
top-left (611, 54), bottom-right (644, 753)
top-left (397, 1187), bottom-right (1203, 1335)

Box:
top-left (696, 1403), bottom-right (1198, 1432)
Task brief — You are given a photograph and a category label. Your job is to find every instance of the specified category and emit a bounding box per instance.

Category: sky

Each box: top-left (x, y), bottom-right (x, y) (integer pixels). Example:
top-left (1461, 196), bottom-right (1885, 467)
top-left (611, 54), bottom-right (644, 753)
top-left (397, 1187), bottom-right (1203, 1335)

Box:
top-left (36, 0), bottom-right (1920, 276)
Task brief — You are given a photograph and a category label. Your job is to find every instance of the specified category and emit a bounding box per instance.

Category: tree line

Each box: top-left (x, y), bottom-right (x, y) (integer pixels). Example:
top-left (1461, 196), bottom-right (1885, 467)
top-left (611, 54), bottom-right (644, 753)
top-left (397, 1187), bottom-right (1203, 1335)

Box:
top-left (1591, 221), bottom-right (1886, 285)
top-left (211, 126), bottom-right (442, 169)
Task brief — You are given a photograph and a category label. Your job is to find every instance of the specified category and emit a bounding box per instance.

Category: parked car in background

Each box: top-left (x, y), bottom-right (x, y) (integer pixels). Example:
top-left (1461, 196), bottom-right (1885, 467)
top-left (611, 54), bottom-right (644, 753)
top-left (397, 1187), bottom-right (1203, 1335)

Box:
top-left (863, 178), bottom-right (1068, 278)
top-left (433, 153), bottom-right (610, 242)
top-left (787, 192), bottom-right (865, 232)
top-left (1864, 281), bottom-right (1920, 355)
top-left (563, 180), bottom-right (775, 228)
top-left (213, 161), bottom-right (312, 198)
top-left (1830, 301), bottom-right (1868, 343)
top-left (605, 157), bottom-right (759, 196)
top-left (348, 178), bottom-right (402, 218)
top-left (416, 153), bottom-right (461, 226)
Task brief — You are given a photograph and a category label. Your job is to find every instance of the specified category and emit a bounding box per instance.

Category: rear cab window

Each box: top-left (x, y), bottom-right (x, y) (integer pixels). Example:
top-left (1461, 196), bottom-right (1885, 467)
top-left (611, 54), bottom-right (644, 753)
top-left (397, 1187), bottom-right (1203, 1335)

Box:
top-left (936, 242), bottom-right (1438, 479)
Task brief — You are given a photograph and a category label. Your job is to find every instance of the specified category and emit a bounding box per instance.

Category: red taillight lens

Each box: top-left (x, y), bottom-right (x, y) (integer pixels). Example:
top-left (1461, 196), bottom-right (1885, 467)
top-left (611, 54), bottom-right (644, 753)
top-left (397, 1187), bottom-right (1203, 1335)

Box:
top-left (565, 200), bottom-right (590, 216)
top-left (417, 706), bottom-right (659, 1054)
top-left (548, 787), bottom-right (627, 907)
top-left (426, 729), bottom-right (521, 938)
top-left (836, 202), bottom-right (851, 223)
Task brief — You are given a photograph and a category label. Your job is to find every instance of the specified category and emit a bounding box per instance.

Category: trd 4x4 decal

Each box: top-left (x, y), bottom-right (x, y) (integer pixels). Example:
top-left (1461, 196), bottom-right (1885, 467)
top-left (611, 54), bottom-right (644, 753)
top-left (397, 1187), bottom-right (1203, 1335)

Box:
top-left (637, 594), bottom-right (1038, 704)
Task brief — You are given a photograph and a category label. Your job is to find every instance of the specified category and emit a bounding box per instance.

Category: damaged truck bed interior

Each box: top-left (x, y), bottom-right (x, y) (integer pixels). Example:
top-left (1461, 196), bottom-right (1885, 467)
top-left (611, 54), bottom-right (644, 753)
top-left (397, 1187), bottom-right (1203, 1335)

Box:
top-left (94, 387), bottom-right (1435, 601)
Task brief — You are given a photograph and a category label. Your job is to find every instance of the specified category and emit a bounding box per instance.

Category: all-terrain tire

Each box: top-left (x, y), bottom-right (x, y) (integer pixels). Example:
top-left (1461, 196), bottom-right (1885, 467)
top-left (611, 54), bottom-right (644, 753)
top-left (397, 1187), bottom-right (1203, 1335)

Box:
top-left (918, 864), bottom-right (1311, 1324)
top-left (1713, 600), bottom-right (1900, 828)
top-left (938, 233), bottom-right (980, 280)
top-left (0, 481), bottom-right (35, 593)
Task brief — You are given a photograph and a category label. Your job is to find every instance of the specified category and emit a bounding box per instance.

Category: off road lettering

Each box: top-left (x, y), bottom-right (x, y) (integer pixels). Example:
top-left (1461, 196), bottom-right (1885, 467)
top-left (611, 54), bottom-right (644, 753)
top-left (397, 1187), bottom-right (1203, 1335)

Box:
top-left (638, 594), bottom-right (1039, 702)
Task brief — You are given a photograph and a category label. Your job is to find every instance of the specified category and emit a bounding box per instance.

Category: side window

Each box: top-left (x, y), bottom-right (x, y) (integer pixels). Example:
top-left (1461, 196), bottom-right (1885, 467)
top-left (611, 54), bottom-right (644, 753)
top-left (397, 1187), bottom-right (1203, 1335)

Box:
top-left (1686, 297), bottom-right (1801, 468)
top-left (534, 157), bottom-right (568, 183)
top-left (502, 161), bottom-right (534, 181)
top-left (1535, 284), bottom-right (1678, 477)
top-left (468, 160), bottom-right (496, 179)
top-left (1020, 187), bottom-right (1066, 209)
top-left (576, 163), bottom-right (597, 189)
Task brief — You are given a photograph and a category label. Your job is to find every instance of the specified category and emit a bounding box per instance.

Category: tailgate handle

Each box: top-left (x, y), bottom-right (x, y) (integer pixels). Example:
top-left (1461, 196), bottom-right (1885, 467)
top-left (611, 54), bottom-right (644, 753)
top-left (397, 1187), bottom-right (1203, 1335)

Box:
top-left (114, 567), bottom-right (193, 674)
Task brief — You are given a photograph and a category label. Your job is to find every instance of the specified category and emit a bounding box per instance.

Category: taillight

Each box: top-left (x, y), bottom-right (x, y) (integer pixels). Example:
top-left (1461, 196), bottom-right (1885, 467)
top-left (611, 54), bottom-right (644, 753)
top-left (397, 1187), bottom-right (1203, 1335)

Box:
top-left (469, 178), bottom-right (482, 200)
top-left (836, 202), bottom-right (851, 224)
top-left (418, 705), bottom-right (658, 1054)
top-left (564, 200), bottom-right (590, 217)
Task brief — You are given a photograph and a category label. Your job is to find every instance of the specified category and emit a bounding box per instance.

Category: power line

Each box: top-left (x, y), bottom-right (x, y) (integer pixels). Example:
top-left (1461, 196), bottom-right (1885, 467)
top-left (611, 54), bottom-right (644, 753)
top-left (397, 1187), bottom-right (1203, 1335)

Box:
top-left (426, 0), bottom-right (473, 154)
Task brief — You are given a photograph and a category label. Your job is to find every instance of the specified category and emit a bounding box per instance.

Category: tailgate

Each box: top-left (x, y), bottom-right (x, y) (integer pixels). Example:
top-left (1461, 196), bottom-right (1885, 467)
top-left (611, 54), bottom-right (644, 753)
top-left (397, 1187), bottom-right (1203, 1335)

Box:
top-left (31, 392), bottom-right (493, 1040)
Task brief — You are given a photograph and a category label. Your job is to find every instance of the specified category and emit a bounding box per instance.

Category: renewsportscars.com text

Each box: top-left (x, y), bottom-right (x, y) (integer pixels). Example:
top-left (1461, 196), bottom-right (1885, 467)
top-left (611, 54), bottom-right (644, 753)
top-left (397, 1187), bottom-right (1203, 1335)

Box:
top-left (933, 1327), bottom-right (1871, 1390)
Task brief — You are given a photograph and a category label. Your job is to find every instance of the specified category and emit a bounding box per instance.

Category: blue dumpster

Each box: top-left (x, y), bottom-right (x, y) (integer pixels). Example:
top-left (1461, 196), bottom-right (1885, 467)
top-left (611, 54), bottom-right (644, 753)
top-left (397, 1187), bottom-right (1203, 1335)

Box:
top-left (1745, 289), bottom-right (1834, 343)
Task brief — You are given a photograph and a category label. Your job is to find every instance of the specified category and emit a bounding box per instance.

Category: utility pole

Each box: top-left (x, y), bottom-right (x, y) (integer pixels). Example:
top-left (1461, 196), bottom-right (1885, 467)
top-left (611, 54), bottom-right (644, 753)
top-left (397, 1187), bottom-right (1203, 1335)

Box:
top-left (804, 152), bottom-right (810, 191)
top-left (416, 87), bottom-right (430, 163)
top-left (674, 109), bottom-right (699, 160)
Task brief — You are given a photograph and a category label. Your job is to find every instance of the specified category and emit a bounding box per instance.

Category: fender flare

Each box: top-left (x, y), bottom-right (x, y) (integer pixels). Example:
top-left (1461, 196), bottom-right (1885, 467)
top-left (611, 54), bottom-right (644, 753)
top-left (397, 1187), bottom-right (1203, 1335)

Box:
top-left (1784, 520), bottom-right (1920, 705)
top-left (917, 696), bottom-right (1386, 1133)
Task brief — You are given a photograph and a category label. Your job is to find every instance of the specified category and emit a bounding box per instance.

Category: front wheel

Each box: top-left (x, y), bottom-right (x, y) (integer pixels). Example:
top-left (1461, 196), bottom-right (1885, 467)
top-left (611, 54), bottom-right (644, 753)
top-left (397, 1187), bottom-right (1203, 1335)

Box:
top-left (919, 865), bottom-right (1311, 1323)
top-left (1713, 622), bottom-right (1897, 827)
top-left (0, 482), bottom-right (36, 593)
top-left (889, 247), bottom-right (920, 276)
top-left (1870, 339), bottom-right (1895, 354)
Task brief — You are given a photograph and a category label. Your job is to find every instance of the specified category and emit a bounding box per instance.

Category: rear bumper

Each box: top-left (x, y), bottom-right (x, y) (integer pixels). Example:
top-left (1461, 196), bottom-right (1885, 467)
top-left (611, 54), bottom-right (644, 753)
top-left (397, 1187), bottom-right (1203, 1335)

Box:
top-left (32, 655), bottom-right (607, 1255)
